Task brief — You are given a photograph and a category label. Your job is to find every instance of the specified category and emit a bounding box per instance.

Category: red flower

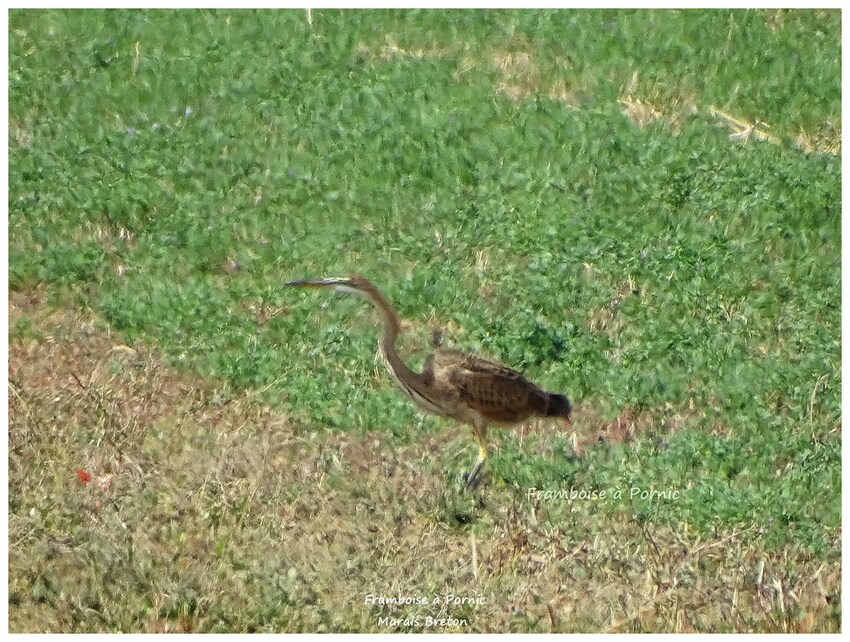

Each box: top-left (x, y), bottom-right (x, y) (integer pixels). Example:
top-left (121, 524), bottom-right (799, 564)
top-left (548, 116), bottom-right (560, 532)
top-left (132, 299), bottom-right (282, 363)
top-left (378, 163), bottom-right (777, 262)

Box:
top-left (76, 469), bottom-right (92, 485)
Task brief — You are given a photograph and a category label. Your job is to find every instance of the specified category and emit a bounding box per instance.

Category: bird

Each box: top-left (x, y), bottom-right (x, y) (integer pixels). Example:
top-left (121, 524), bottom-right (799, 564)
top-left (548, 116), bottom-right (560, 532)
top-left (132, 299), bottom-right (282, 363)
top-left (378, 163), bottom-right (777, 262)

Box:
top-left (286, 274), bottom-right (572, 490)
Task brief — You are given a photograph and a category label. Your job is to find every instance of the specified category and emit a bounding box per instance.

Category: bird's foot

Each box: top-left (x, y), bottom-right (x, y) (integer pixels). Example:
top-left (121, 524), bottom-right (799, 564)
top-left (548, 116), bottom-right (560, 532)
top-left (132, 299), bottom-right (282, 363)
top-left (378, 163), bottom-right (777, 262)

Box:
top-left (463, 463), bottom-right (485, 491)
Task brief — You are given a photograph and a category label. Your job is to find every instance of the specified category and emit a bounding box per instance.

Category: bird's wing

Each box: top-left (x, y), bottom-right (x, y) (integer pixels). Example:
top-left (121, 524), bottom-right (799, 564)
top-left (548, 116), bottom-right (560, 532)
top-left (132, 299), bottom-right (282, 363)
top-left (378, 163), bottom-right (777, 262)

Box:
top-left (434, 350), bottom-right (538, 423)
top-left (432, 349), bottom-right (524, 379)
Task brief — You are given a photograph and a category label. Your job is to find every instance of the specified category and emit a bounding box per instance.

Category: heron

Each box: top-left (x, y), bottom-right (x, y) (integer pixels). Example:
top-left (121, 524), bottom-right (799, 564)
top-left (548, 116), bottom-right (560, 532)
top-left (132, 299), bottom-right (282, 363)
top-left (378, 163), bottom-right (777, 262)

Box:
top-left (287, 274), bottom-right (572, 489)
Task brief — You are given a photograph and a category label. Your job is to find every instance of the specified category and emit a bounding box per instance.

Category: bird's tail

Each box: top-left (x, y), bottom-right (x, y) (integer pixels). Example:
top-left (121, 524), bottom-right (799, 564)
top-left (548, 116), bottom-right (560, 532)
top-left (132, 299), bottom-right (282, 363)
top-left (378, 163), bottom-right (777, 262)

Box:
top-left (545, 393), bottom-right (572, 419)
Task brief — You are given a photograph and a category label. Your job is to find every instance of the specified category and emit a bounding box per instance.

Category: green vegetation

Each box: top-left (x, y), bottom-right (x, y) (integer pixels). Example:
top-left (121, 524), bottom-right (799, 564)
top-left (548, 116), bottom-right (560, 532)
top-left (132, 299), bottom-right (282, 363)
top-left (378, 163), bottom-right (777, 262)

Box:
top-left (9, 8), bottom-right (840, 632)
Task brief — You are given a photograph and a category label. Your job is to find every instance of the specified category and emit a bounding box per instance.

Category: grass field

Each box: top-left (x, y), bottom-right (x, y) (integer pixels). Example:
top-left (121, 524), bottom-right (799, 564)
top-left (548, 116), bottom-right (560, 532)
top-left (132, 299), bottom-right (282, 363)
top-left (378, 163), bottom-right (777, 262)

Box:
top-left (8, 8), bottom-right (841, 633)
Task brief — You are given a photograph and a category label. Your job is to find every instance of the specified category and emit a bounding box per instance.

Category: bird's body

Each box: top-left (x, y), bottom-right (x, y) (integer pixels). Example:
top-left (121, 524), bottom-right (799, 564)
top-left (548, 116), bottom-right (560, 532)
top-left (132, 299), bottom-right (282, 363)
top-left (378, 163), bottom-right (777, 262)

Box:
top-left (419, 349), bottom-right (554, 425)
top-left (287, 274), bottom-right (572, 489)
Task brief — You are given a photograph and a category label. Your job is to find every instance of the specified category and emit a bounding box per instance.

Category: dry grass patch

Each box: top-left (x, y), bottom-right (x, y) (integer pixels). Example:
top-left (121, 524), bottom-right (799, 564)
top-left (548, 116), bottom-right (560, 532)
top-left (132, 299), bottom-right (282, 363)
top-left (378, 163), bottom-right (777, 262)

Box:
top-left (10, 115), bottom-right (34, 148)
top-left (794, 121), bottom-right (841, 155)
top-left (707, 106), bottom-right (840, 154)
top-left (490, 47), bottom-right (578, 106)
top-left (617, 75), bottom-right (839, 155)
top-left (356, 35), bottom-right (453, 63)
top-left (709, 105), bottom-right (780, 144)
top-left (358, 36), bottom-right (581, 107)
top-left (618, 71), bottom-right (698, 132)
top-left (619, 95), bottom-right (663, 127)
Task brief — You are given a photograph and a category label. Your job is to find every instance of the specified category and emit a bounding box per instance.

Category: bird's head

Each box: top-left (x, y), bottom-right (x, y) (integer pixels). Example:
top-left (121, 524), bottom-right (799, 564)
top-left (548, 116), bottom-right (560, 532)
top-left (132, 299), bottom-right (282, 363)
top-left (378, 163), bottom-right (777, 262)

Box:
top-left (546, 393), bottom-right (573, 427)
top-left (286, 274), bottom-right (377, 299)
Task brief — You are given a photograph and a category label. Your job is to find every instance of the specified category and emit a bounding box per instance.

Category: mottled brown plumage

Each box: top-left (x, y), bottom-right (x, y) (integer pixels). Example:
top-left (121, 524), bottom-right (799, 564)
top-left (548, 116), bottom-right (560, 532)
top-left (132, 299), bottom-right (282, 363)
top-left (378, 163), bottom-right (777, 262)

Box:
top-left (287, 274), bottom-right (572, 489)
top-left (422, 350), bottom-right (551, 424)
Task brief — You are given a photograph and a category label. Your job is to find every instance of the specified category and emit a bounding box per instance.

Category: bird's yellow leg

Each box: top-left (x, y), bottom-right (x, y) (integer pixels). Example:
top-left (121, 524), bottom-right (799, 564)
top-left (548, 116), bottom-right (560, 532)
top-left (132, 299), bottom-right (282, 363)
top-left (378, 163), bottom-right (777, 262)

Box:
top-left (465, 423), bottom-right (488, 490)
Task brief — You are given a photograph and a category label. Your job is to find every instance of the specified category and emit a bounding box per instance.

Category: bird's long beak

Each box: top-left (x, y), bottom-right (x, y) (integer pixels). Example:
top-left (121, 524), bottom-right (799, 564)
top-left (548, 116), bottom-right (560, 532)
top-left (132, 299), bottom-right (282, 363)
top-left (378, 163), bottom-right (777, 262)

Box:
top-left (563, 416), bottom-right (573, 428)
top-left (286, 277), bottom-right (353, 288)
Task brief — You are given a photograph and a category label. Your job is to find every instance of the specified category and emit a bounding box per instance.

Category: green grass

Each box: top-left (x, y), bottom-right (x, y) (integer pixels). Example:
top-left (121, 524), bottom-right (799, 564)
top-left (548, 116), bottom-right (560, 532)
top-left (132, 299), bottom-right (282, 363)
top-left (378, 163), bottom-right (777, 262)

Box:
top-left (9, 8), bottom-right (840, 633)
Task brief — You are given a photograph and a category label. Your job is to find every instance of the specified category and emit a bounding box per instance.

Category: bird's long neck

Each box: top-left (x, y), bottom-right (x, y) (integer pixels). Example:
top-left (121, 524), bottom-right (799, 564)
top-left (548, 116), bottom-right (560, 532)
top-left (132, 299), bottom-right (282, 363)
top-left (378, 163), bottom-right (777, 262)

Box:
top-left (365, 287), bottom-right (444, 414)
top-left (367, 287), bottom-right (419, 383)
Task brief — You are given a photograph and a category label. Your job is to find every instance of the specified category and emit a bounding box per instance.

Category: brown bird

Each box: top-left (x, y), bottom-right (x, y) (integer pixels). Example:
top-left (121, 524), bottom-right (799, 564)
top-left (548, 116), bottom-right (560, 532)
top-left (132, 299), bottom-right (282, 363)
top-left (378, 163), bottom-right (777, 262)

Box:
top-left (287, 274), bottom-right (572, 489)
